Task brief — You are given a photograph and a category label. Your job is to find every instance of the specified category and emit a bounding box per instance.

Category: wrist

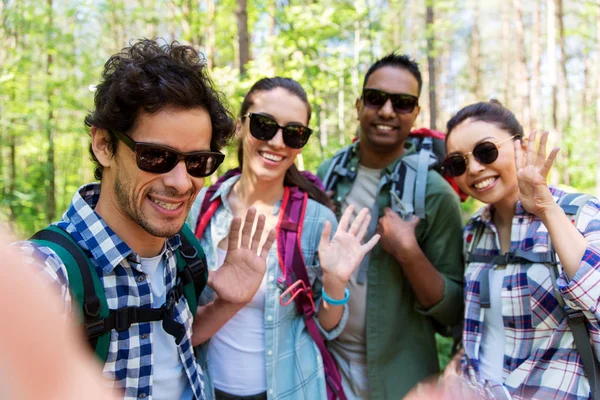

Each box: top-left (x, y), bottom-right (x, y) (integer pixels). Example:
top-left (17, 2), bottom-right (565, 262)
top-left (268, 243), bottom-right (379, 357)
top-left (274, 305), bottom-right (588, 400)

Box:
top-left (537, 202), bottom-right (563, 224)
top-left (321, 272), bottom-right (348, 296)
top-left (392, 242), bottom-right (420, 264)
top-left (322, 287), bottom-right (350, 306)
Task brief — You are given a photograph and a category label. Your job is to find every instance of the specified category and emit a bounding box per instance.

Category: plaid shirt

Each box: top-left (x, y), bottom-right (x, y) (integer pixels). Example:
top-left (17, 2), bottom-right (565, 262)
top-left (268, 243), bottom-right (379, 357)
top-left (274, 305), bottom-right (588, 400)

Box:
top-left (16, 183), bottom-right (204, 400)
top-left (461, 187), bottom-right (600, 400)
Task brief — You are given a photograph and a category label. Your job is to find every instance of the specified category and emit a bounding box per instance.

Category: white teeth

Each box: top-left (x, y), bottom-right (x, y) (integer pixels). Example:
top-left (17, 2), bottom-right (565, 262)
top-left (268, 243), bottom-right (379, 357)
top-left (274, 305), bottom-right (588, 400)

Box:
top-left (151, 198), bottom-right (182, 210)
top-left (376, 125), bottom-right (393, 131)
top-left (261, 152), bottom-right (283, 162)
top-left (474, 177), bottom-right (496, 190)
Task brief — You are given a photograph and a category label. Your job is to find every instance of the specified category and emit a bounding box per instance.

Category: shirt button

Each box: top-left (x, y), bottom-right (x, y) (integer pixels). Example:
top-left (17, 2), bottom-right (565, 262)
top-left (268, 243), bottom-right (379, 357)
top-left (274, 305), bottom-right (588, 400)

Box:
top-left (336, 197), bottom-right (342, 202)
top-left (269, 275), bottom-right (275, 282)
top-left (269, 389), bottom-right (274, 395)
top-left (137, 275), bottom-right (145, 282)
top-left (141, 333), bottom-right (149, 340)
top-left (508, 322), bottom-right (515, 329)
top-left (267, 315), bottom-right (273, 321)
top-left (518, 217), bottom-right (524, 223)
top-left (267, 350), bottom-right (273, 356)
top-left (138, 393), bottom-right (147, 399)
top-left (506, 285), bottom-right (512, 291)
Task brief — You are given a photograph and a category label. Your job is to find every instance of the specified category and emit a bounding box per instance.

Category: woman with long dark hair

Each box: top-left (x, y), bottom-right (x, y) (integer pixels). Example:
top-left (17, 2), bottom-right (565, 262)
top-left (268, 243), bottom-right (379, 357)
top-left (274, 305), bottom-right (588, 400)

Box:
top-left (187, 77), bottom-right (379, 400)
top-left (443, 100), bottom-right (600, 399)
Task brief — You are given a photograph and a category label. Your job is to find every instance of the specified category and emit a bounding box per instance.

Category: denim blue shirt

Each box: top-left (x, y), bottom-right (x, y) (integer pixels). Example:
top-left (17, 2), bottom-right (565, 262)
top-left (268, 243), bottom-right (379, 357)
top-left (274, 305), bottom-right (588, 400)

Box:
top-left (186, 174), bottom-right (348, 399)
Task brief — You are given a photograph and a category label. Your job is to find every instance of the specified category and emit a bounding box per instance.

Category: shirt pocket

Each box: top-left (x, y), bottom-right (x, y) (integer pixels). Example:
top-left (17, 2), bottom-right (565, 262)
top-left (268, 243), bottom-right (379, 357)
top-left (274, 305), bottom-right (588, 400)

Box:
top-left (526, 263), bottom-right (564, 329)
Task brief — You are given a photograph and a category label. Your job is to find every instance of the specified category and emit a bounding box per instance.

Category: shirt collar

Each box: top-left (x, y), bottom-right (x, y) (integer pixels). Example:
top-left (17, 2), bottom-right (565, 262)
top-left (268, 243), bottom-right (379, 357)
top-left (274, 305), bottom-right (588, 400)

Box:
top-left (60, 183), bottom-right (181, 274)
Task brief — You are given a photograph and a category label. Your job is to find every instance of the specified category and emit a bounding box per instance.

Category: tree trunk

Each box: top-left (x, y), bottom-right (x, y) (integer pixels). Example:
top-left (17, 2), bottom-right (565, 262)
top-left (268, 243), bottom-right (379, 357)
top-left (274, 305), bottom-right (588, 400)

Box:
top-left (530, 0), bottom-right (542, 130)
top-left (46, 0), bottom-right (56, 223)
top-left (426, 0), bottom-right (437, 129)
top-left (470, 1), bottom-right (482, 101)
top-left (547, 0), bottom-right (560, 185)
top-left (502, 1), bottom-right (512, 109)
top-left (556, 0), bottom-right (570, 185)
top-left (338, 75), bottom-right (345, 145)
top-left (513, 0), bottom-right (531, 130)
top-left (236, 0), bottom-right (250, 76)
top-left (206, 0), bottom-right (215, 69)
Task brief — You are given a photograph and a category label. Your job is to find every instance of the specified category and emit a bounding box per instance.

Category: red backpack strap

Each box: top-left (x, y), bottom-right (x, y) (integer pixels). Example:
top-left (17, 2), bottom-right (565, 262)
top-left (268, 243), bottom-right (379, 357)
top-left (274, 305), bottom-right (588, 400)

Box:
top-left (195, 168), bottom-right (242, 238)
top-left (277, 186), bottom-right (347, 400)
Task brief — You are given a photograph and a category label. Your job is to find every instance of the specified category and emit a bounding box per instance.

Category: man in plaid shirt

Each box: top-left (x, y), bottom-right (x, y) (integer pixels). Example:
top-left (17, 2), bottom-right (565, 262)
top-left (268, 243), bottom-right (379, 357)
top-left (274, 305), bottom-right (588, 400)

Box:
top-left (15, 39), bottom-right (276, 400)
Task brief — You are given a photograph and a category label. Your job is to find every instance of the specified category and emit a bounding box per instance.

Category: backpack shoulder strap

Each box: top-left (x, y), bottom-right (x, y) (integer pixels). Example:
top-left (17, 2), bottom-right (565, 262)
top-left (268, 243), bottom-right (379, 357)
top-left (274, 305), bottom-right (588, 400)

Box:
top-left (277, 187), bottom-right (346, 400)
top-left (321, 144), bottom-right (356, 193)
top-left (195, 168), bottom-right (241, 238)
top-left (30, 226), bottom-right (111, 361)
top-left (177, 224), bottom-right (208, 318)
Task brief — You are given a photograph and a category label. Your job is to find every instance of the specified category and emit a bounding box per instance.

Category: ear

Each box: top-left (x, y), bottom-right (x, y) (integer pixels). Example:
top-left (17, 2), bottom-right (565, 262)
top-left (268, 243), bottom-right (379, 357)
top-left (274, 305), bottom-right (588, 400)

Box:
top-left (414, 104), bottom-right (421, 119)
top-left (91, 126), bottom-right (114, 168)
top-left (355, 98), bottom-right (361, 118)
top-left (235, 119), bottom-right (243, 140)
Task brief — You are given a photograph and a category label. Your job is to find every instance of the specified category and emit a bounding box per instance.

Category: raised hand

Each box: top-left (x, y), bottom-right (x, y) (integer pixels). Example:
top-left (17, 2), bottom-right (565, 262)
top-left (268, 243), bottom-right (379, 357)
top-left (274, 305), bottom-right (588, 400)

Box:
top-left (318, 205), bottom-right (380, 285)
top-left (208, 208), bottom-right (276, 305)
top-left (514, 131), bottom-right (560, 217)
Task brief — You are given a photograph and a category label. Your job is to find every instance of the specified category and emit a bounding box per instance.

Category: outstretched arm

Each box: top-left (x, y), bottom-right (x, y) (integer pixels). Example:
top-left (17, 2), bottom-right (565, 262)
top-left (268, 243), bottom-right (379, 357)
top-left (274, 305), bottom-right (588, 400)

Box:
top-left (191, 208), bottom-right (276, 346)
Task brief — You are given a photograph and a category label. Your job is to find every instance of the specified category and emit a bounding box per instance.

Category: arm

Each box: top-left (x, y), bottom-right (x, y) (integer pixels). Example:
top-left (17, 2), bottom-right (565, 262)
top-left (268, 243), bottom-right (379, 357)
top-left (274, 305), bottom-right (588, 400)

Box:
top-left (376, 178), bottom-right (464, 324)
top-left (316, 206), bottom-right (380, 331)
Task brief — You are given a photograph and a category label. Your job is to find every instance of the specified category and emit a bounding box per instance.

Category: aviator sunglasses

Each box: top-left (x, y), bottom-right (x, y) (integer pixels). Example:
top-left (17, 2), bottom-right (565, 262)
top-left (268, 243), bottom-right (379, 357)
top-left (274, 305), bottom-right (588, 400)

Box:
top-left (243, 113), bottom-right (313, 149)
top-left (442, 135), bottom-right (519, 177)
top-left (361, 88), bottom-right (419, 114)
top-left (111, 130), bottom-right (225, 178)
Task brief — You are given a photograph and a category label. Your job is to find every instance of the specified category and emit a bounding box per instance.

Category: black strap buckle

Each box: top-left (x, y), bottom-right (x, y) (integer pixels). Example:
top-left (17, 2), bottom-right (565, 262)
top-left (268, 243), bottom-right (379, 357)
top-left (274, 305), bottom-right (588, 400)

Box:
top-left (86, 319), bottom-right (105, 338)
top-left (83, 295), bottom-right (102, 318)
top-left (114, 307), bottom-right (138, 332)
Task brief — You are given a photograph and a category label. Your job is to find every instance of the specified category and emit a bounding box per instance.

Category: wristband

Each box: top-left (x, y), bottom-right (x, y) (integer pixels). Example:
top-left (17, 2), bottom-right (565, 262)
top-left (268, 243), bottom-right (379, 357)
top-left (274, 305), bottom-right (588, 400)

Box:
top-left (322, 287), bottom-right (350, 306)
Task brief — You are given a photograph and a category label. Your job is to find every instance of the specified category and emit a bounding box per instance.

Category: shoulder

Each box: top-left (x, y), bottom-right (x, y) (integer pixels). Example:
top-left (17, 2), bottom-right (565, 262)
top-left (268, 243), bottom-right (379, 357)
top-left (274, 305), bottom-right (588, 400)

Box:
top-left (316, 144), bottom-right (356, 179)
top-left (186, 187), bottom-right (209, 230)
top-left (302, 198), bottom-right (338, 238)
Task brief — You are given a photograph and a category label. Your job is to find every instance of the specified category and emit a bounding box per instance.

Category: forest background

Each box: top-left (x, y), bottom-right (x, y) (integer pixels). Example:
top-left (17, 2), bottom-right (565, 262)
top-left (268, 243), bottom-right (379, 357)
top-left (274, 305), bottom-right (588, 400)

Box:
top-left (1, 0), bottom-right (600, 366)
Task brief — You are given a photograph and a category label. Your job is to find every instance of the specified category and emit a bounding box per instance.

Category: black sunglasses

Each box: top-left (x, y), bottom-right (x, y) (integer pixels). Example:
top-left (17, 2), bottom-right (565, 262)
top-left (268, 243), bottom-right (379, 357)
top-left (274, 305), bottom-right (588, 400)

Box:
top-left (442, 135), bottom-right (518, 177)
top-left (362, 88), bottom-right (419, 114)
top-left (111, 130), bottom-right (224, 178)
top-left (243, 113), bottom-right (312, 149)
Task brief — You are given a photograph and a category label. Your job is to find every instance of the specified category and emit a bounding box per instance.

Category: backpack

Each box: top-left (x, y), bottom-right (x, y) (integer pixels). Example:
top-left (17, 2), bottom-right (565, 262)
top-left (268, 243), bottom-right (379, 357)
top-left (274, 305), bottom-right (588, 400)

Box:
top-left (466, 193), bottom-right (600, 400)
top-left (321, 129), bottom-right (465, 348)
top-left (195, 168), bottom-right (347, 400)
top-left (30, 224), bottom-right (208, 362)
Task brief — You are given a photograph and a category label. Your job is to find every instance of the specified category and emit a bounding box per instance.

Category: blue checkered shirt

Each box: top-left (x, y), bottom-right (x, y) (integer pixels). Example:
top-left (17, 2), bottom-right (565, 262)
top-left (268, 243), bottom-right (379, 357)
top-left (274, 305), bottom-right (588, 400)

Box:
top-left (461, 187), bottom-right (600, 399)
top-left (16, 183), bottom-right (204, 400)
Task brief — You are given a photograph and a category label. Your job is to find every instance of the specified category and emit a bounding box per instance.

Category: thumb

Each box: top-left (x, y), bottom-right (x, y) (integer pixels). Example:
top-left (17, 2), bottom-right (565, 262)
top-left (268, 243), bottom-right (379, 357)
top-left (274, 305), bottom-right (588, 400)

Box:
top-left (408, 215), bottom-right (421, 227)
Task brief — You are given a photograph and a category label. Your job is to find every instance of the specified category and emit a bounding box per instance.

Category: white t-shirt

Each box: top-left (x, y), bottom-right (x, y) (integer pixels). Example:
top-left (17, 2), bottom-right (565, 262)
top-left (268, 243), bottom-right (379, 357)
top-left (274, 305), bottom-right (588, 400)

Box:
top-left (478, 267), bottom-right (507, 383)
top-left (208, 247), bottom-right (268, 395)
top-left (139, 252), bottom-right (193, 400)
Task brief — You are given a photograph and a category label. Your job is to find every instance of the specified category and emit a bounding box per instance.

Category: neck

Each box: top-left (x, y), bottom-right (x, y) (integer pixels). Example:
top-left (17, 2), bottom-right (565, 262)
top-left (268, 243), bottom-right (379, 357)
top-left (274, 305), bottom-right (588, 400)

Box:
top-left (234, 170), bottom-right (285, 208)
top-left (95, 184), bottom-right (166, 258)
top-left (358, 140), bottom-right (405, 169)
top-left (491, 193), bottom-right (519, 229)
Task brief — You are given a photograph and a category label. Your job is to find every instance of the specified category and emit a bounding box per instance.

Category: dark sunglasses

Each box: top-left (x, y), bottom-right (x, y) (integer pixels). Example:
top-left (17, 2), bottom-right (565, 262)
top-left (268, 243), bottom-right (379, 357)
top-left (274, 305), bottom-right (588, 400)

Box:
top-left (442, 135), bottom-right (518, 177)
top-left (362, 88), bottom-right (419, 114)
top-left (111, 130), bottom-right (224, 178)
top-left (243, 113), bottom-right (313, 149)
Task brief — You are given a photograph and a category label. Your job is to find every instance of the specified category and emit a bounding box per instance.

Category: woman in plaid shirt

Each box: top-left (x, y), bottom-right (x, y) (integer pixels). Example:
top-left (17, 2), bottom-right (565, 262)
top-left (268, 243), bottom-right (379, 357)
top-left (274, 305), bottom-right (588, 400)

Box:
top-left (442, 100), bottom-right (600, 399)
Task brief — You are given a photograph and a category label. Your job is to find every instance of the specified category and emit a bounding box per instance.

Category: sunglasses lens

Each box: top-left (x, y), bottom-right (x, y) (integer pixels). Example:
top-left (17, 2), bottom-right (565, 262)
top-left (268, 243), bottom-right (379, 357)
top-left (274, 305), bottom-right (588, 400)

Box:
top-left (391, 95), bottom-right (417, 114)
top-left (473, 142), bottom-right (499, 165)
top-left (442, 156), bottom-right (467, 177)
top-left (187, 153), bottom-right (224, 178)
top-left (283, 125), bottom-right (312, 149)
top-left (362, 89), bottom-right (387, 108)
top-left (136, 145), bottom-right (178, 173)
top-left (249, 114), bottom-right (278, 141)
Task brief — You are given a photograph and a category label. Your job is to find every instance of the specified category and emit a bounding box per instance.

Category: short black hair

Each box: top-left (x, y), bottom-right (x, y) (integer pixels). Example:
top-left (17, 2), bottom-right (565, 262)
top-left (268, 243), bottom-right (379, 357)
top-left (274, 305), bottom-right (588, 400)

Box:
top-left (363, 53), bottom-right (422, 96)
top-left (85, 38), bottom-right (235, 180)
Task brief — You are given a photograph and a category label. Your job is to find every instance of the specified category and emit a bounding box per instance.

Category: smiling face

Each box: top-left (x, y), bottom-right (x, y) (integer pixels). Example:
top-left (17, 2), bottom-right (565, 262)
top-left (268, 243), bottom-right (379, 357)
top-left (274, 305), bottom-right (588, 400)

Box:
top-left (239, 87), bottom-right (309, 184)
top-left (98, 107), bottom-right (212, 240)
top-left (446, 118), bottom-right (519, 207)
top-left (356, 66), bottom-right (420, 154)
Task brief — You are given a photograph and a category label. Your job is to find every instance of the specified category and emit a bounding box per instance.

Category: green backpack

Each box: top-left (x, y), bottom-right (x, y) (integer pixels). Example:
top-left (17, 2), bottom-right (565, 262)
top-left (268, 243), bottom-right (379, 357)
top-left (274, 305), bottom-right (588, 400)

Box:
top-left (30, 224), bottom-right (207, 362)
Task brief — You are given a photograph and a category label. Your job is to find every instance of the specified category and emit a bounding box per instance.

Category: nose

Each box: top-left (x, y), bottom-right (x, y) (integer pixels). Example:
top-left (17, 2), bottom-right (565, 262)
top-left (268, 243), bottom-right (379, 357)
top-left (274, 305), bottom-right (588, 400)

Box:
top-left (267, 128), bottom-right (286, 148)
top-left (377, 98), bottom-right (395, 118)
top-left (466, 153), bottom-right (485, 175)
top-left (162, 160), bottom-right (194, 194)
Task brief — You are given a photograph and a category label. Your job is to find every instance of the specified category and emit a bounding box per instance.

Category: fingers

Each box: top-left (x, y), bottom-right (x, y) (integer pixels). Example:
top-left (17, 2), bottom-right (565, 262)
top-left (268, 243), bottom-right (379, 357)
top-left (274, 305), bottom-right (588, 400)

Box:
top-left (526, 131), bottom-right (537, 167)
top-left (337, 204), bottom-right (354, 232)
top-left (540, 147), bottom-right (560, 178)
top-left (259, 228), bottom-right (277, 258)
top-left (514, 139), bottom-right (523, 171)
top-left (536, 131), bottom-right (548, 167)
top-left (251, 214), bottom-right (266, 251)
top-left (355, 213), bottom-right (371, 242)
top-left (240, 207), bottom-right (257, 248)
top-left (348, 207), bottom-right (370, 236)
top-left (319, 220), bottom-right (332, 250)
top-left (227, 216), bottom-right (242, 251)
top-left (361, 233), bottom-right (381, 253)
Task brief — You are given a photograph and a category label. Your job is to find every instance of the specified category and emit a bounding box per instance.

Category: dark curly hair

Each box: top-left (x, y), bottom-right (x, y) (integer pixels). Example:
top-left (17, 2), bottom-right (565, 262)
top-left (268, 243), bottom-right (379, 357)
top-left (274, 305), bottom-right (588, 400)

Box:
top-left (364, 52), bottom-right (423, 96)
top-left (85, 39), bottom-right (235, 180)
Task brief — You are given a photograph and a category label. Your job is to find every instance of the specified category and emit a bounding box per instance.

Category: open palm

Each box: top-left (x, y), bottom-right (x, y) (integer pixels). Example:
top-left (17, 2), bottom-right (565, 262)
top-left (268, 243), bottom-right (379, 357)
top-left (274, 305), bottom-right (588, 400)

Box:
top-left (514, 131), bottom-right (560, 217)
top-left (318, 205), bottom-right (380, 285)
top-left (209, 208), bottom-right (276, 305)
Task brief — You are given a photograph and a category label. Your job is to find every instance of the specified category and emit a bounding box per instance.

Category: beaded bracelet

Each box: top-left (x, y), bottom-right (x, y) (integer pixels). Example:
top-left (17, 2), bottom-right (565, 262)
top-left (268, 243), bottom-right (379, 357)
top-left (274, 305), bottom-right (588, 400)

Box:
top-left (322, 287), bottom-right (350, 306)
